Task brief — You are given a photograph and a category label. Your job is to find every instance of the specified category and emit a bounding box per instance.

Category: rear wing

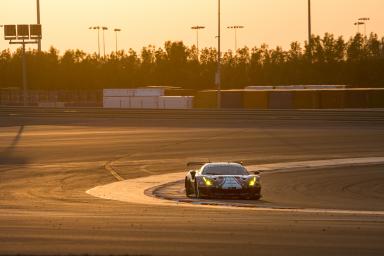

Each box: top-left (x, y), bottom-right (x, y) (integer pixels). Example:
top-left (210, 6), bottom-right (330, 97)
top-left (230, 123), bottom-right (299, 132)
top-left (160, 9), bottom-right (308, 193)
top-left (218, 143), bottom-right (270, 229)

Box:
top-left (187, 161), bottom-right (244, 167)
top-left (187, 162), bottom-right (209, 167)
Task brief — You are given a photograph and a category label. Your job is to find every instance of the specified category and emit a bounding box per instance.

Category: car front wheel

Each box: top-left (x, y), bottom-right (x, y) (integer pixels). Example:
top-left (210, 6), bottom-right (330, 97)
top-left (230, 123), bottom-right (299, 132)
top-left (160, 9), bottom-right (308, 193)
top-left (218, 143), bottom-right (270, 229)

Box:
top-left (194, 182), bottom-right (201, 199)
top-left (185, 179), bottom-right (193, 197)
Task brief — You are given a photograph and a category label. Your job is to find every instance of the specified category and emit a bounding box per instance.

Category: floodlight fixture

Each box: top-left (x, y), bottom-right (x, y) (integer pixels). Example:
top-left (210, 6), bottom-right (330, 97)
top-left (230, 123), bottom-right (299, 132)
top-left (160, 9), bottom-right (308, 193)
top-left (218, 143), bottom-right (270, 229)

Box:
top-left (227, 25), bottom-right (245, 52)
top-left (2, 24), bottom-right (41, 106)
top-left (354, 21), bottom-right (365, 34)
top-left (191, 25), bottom-right (205, 59)
top-left (89, 26), bottom-right (101, 57)
top-left (17, 24), bottom-right (30, 40)
top-left (113, 28), bottom-right (122, 53)
top-left (358, 17), bottom-right (370, 35)
top-left (191, 26), bottom-right (205, 30)
top-left (4, 25), bottom-right (17, 40)
top-left (101, 27), bottom-right (108, 57)
top-left (30, 24), bottom-right (42, 39)
top-left (227, 25), bottom-right (244, 29)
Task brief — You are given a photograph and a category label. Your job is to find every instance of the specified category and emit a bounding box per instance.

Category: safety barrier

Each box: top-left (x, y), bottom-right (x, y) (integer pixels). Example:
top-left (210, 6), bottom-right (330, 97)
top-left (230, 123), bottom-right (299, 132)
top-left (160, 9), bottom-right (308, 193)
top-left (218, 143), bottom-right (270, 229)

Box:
top-left (367, 89), bottom-right (384, 108)
top-left (268, 90), bottom-right (293, 109)
top-left (292, 90), bottom-right (319, 109)
top-left (2, 88), bottom-right (384, 109)
top-left (196, 88), bottom-right (384, 109)
top-left (243, 90), bottom-right (269, 109)
top-left (194, 90), bottom-right (217, 109)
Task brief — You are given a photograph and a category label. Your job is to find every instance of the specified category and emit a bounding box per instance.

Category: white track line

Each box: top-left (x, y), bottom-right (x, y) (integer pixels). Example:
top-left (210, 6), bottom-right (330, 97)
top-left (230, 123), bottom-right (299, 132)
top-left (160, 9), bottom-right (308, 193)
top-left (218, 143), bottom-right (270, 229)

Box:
top-left (87, 157), bottom-right (384, 216)
top-left (104, 160), bottom-right (125, 181)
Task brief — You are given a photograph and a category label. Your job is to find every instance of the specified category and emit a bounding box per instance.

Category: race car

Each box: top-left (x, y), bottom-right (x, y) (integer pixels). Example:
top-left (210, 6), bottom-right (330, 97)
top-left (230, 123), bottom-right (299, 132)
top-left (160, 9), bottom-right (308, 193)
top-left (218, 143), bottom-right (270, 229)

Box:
top-left (185, 162), bottom-right (261, 200)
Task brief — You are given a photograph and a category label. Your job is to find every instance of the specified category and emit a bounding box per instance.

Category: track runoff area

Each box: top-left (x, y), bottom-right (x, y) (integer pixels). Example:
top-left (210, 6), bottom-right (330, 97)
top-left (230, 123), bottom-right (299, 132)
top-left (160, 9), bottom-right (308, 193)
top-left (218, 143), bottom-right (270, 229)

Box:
top-left (1, 108), bottom-right (384, 256)
top-left (89, 157), bottom-right (384, 215)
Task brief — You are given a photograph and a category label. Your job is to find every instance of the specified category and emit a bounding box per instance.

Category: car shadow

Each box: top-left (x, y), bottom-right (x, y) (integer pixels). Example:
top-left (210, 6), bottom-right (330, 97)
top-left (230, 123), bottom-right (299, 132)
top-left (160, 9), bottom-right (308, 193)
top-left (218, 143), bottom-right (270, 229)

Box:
top-left (0, 125), bottom-right (29, 165)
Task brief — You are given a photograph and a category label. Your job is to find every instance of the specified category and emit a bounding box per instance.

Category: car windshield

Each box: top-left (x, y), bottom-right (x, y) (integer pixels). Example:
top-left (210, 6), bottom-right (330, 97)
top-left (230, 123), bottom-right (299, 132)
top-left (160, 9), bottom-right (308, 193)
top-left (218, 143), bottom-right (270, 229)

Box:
top-left (202, 165), bottom-right (249, 175)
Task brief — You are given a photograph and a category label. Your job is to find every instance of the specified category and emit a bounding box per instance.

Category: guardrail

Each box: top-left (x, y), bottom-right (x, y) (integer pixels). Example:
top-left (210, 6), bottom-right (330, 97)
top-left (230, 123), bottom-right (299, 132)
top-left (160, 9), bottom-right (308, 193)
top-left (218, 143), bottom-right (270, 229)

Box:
top-left (1, 106), bottom-right (384, 122)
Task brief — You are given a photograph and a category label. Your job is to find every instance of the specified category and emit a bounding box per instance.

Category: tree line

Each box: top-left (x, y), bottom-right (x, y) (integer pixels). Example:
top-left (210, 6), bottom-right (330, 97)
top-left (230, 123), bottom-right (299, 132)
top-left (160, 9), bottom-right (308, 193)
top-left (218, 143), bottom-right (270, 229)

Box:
top-left (1, 33), bottom-right (383, 91)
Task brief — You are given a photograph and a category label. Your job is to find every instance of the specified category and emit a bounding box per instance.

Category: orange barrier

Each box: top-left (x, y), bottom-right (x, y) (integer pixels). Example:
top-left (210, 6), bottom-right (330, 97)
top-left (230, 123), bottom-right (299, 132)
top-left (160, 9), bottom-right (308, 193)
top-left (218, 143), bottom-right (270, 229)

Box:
top-left (319, 89), bottom-right (345, 109)
top-left (368, 89), bottom-right (384, 108)
top-left (292, 90), bottom-right (320, 109)
top-left (268, 90), bottom-right (293, 109)
top-left (344, 89), bottom-right (370, 108)
top-left (165, 89), bottom-right (196, 97)
top-left (194, 90), bottom-right (217, 109)
top-left (221, 90), bottom-right (244, 108)
top-left (195, 88), bottom-right (384, 109)
top-left (243, 90), bottom-right (269, 109)
top-left (195, 90), bottom-right (244, 108)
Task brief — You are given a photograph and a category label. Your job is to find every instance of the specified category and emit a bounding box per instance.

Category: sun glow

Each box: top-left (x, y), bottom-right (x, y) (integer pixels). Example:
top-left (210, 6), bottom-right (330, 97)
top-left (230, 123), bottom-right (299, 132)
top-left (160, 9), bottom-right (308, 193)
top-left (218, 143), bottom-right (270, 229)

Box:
top-left (1, 0), bottom-right (383, 54)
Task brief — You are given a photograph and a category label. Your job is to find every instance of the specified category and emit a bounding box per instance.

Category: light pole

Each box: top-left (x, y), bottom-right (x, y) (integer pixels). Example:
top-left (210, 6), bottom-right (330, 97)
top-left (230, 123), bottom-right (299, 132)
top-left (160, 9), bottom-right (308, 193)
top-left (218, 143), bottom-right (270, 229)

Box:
top-left (308, 0), bottom-right (312, 61)
top-left (354, 22), bottom-right (365, 34)
top-left (0, 25), bottom-right (2, 52)
top-left (191, 26), bottom-right (205, 60)
top-left (216, 0), bottom-right (221, 109)
top-left (4, 24), bottom-right (41, 106)
top-left (114, 28), bottom-right (121, 53)
top-left (89, 26), bottom-right (100, 57)
top-left (36, 0), bottom-right (41, 52)
top-left (102, 27), bottom-right (108, 57)
top-left (227, 25), bottom-right (244, 52)
top-left (358, 17), bottom-right (370, 36)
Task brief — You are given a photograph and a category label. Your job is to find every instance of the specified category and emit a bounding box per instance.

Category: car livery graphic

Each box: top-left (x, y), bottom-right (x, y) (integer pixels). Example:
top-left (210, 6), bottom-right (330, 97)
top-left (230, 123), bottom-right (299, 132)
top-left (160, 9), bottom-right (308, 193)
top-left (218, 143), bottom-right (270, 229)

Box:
top-left (185, 162), bottom-right (262, 200)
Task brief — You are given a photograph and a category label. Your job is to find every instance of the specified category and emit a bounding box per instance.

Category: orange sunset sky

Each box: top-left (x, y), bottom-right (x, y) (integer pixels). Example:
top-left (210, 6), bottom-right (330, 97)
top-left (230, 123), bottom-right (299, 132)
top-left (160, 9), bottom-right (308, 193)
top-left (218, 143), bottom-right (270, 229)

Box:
top-left (1, 0), bottom-right (383, 54)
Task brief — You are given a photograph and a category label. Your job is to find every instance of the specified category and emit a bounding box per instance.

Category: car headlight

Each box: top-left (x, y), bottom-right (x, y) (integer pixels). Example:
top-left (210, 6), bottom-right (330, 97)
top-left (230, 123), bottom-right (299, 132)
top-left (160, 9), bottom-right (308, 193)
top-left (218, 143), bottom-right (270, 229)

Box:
top-left (249, 177), bottom-right (259, 187)
top-left (203, 177), bottom-right (214, 186)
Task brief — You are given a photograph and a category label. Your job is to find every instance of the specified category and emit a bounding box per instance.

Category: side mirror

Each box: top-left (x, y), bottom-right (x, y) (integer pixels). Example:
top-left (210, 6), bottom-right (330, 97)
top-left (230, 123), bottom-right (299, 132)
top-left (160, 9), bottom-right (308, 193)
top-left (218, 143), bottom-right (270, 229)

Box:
top-left (190, 170), bottom-right (196, 179)
top-left (252, 171), bottom-right (260, 175)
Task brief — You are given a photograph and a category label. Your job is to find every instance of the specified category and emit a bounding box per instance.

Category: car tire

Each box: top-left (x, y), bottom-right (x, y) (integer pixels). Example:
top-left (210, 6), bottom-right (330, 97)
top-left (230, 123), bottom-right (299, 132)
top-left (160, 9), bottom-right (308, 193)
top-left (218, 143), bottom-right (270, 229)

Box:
top-left (185, 179), bottom-right (192, 197)
top-left (194, 182), bottom-right (200, 199)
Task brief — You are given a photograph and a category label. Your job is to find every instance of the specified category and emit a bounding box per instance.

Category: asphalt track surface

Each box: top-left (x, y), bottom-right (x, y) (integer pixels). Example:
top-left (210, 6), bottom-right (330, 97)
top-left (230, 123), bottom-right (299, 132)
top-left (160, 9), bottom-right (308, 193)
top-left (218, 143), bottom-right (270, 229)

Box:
top-left (1, 107), bottom-right (384, 256)
top-left (152, 165), bottom-right (384, 211)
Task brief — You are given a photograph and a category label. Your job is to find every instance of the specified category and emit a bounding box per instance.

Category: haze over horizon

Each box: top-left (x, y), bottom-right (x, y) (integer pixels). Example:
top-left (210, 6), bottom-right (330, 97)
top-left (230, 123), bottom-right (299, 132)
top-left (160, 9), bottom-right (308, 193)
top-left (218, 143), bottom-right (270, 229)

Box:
top-left (1, 0), bottom-right (384, 54)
